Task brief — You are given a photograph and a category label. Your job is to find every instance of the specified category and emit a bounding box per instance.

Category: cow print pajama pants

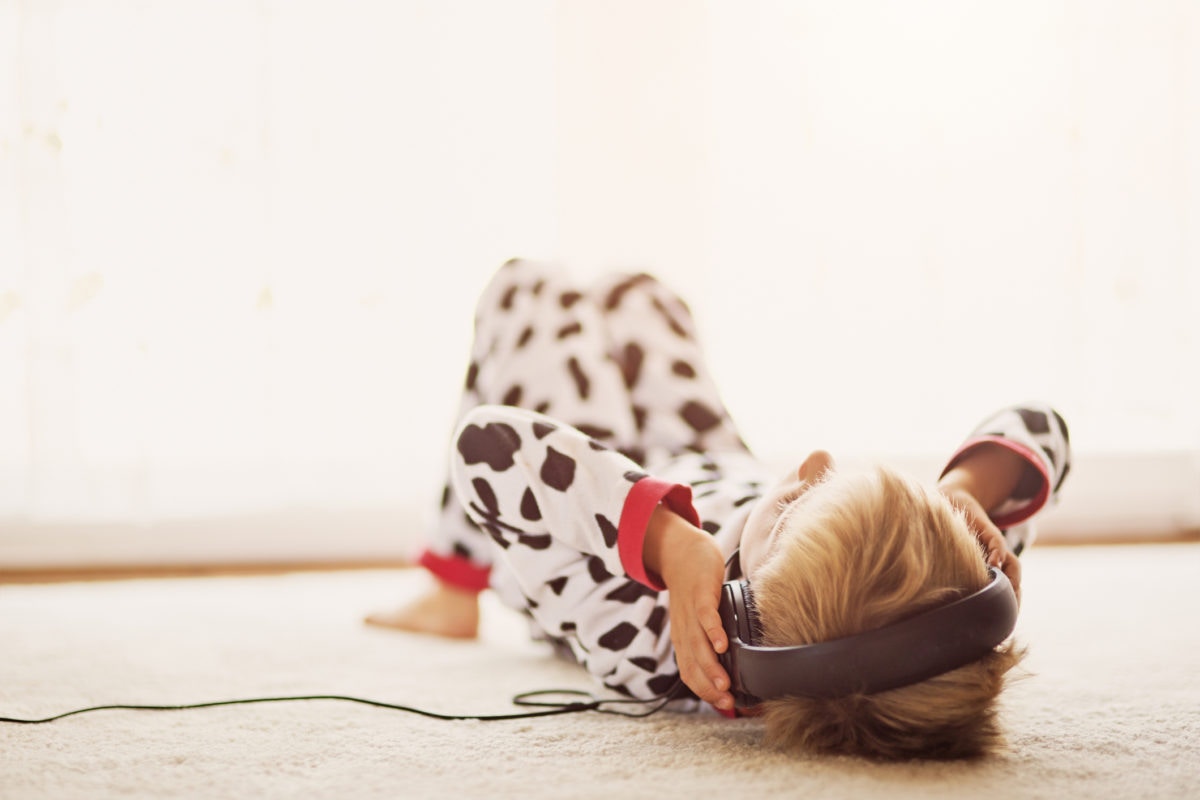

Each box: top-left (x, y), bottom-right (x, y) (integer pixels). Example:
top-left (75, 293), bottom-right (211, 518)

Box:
top-left (420, 258), bottom-right (776, 701)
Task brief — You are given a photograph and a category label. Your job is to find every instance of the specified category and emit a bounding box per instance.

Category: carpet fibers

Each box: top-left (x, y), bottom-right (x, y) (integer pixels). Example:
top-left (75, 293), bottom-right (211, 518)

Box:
top-left (2, 543), bottom-right (1198, 799)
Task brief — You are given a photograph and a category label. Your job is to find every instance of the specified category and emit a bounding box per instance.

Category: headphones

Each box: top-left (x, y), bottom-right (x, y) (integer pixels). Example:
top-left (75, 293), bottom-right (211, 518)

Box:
top-left (716, 566), bottom-right (1018, 706)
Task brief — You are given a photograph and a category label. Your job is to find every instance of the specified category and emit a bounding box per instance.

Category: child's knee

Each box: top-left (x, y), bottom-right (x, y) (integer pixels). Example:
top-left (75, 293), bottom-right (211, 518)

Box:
top-left (474, 257), bottom-right (562, 321)
top-left (597, 272), bottom-right (696, 338)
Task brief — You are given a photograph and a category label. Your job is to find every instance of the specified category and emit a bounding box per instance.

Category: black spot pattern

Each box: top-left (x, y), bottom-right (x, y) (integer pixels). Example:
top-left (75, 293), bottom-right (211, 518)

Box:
top-left (671, 359), bottom-right (696, 378)
top-left (680, 400), bottom-right (721, 433)
top-left (548, 576), bottom-right (568, 596)
top-left (651, 296), bottom-right (689, 337)
top-left (1041, 444), bottom-right (1058, 469)
top-left (619, 445), bottom-right (646, 466)
top-left (516, 326), bottom-right (534, 348)
top-left (465, 361), bottom-right (479, 391)
top-left (624, 470), bottom-right (648, 483)
top-left (532, 421), bottom-right (556, 439)
top-left (557, 321), bottom-right (583, 339)
top-left (452, 542), bottom-right (473, 560)
top-left (576, 423), bottom-right (615, 441)
top-left (458, 422), bottom-right (521, 471)
top-left (618, 342), bottom-right (644, 389)
top-left (520, 487), bottom-right (541, 521)
top-left (559, 290), bottom-right (582, 308)
top-left (503, 384), bottom-right (523, 406)
top-left (471, 478), bottom-right (499, 515)
top-left (630, 657), bottom-right (658, 673)
top-left (632, 405), bottom-right (648, 432)
top-left (587, 556), bottom-right (613, 583)
top-left (483, 522), bottom-right (509, 549)
top-left (540, 446), bottom-right (576, 491)
top-left (596, 513), bottom-right (619, 548)
top-left (1056, 461), bottom-right (1071, 492)
top-left (567, 356), bottom-right (590, 400)
top-left (603, 275), bottom-right (645, 310)
top-left (598, 622), bottom-right (639, 651)
top-left (605, 581), bottom-right (655, 603)
top-left (517, 532), bottom-right (552, 550)
top-left (499, 284), bottom-right (518, 310)
top-left (701, 520), bottom-right (720, 535)
top-left (1052, 409), bottom-right (1070, 442)
top-left (440, 484), bottom-right (452, 510)
top-left (1018, 408), bottom-right (1050, 434)
top-left (533, 401), bottom-right (551, 414)
top-left (733, 494), bottom-right (758, 507)
top-left (645, 606), bottom-right (667, 636)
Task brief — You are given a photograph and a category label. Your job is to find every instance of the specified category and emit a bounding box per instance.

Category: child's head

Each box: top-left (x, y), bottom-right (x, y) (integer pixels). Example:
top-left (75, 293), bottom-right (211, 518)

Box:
top-left (748, 462), bottom-right (1024, 760)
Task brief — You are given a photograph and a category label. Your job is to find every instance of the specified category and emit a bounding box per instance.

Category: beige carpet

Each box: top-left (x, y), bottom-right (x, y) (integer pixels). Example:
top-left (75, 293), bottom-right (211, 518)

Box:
top-left (2, 542), bottom-right (1198, 799)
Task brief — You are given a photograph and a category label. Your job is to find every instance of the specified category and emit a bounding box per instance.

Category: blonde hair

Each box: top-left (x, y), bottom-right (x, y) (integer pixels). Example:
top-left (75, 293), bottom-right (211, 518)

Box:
top-left (751, 465), bottom-right (1025, 760)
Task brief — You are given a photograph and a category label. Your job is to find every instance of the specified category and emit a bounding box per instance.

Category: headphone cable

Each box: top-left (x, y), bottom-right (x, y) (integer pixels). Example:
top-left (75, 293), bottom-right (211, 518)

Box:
top-left (0, 687), bottom-right (679, 725)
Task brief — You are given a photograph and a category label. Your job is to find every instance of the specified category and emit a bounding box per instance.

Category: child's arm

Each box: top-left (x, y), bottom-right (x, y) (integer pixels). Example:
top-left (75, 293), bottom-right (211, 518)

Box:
top-left (935, 403), bottom-right (1073, 600)
top-left (642, 506), bottom-right (735, 712)
top-left (937, 443), bottom-right (1028, 597)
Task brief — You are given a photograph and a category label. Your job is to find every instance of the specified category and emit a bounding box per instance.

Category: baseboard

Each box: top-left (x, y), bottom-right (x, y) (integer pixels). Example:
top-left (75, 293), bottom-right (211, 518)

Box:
top-left (2, 450), bottom-right (1197, 574)
top-left (0, 506), bottom-right (421, 571)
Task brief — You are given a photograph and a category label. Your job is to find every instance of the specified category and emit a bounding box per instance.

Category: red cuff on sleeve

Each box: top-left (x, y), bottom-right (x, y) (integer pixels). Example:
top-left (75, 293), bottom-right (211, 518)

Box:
top-left (417, 550), bottom-right (491, 594)
top-left (617, 476), bottom-right (700, 591)
top-left (941, 435), bottom-right (1052, 529)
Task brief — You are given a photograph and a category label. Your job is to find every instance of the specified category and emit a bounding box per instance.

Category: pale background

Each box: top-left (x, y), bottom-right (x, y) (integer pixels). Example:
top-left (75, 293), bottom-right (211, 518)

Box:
top-left (1, 0), bottom-right (1197, 569)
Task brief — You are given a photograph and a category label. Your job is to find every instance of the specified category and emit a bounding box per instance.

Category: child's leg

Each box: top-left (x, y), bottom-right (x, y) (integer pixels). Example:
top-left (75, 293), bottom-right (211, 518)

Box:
top-left (369, 259), bottom-right (643, 634)
top-left (448, 404), bottom-right (679, 700)
top-left (587, 272), bottom-right (750, 464)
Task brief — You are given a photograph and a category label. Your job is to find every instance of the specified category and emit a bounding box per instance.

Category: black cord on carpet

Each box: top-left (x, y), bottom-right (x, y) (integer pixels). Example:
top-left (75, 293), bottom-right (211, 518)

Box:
top-left (0, 688), bottom-right (679, 725)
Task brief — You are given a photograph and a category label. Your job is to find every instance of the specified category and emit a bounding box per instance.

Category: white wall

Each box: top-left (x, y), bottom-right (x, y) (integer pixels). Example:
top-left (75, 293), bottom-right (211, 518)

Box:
top-left (1, 1), bottom-right (1196, 569)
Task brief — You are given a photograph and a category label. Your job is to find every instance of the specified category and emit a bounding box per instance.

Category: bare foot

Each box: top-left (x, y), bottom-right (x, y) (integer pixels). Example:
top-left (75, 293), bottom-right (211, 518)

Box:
top-left (365, 581), bottom-right (481, 639)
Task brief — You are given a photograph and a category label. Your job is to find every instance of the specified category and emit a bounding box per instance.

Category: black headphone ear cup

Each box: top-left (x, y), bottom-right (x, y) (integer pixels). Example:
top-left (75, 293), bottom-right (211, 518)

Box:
top-left (717, 583), bottom-right (739, 675)
top-left (722, 581), bottom-right (758, 646)
top-left (740, 582), bottom-right (762, 646)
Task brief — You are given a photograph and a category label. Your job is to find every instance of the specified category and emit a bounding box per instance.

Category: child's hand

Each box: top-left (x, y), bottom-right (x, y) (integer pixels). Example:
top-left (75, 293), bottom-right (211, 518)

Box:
top-left (643, 506), bottom-right (735, 712)
top-left (661, 534), bottom-right (735, 712)
top-left (938, 485), bottom-right (1022, 601)
top-left (938, 444), bottom-right (1030, 603)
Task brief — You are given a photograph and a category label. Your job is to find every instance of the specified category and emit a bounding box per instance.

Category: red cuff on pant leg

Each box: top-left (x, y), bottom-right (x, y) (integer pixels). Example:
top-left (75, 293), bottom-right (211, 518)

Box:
top-left (418, 550), bottom-right (491, 593)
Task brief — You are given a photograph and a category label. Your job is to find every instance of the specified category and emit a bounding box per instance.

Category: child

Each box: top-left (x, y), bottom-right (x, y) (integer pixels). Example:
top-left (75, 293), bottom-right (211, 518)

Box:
top-left (367, 258), bottom-right (1071, 760)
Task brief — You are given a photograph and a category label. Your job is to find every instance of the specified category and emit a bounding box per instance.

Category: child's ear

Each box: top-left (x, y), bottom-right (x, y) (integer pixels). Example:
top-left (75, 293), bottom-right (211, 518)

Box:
top-left (797, 450), bottom-right (835, 483)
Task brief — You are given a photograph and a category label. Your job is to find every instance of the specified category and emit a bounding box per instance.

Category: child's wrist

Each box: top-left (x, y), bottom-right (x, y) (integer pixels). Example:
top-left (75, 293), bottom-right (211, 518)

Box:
top-left (939, 443), bottom-right (1028, 514)
top-left (645, 506), bottom-right (715, 588)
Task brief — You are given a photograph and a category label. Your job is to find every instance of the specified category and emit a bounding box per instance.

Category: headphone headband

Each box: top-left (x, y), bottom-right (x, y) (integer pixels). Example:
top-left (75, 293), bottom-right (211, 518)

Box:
top-left (718, 566), bottom-right (1018, 705)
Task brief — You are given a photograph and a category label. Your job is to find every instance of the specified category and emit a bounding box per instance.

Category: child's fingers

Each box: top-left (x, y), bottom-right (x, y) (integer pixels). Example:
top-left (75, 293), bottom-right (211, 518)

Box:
top-left (675, 618), bottom-right (733, 709)
top-left (961, 502), bottom-right (1006, 566)
top-left (1001, 552), bottom-right (1022, 601)
top-left (698, 605), bottom-right (728, 654)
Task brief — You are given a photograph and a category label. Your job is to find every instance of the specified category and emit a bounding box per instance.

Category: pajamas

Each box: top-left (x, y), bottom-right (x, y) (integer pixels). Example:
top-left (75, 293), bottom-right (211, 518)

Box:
top-left (420, 259), bottom-right (1073, 703)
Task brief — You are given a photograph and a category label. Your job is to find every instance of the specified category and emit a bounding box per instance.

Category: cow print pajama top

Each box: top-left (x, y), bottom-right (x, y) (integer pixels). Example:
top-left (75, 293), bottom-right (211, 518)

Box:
top-left (418, 259), bottom-right (1073, 706)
